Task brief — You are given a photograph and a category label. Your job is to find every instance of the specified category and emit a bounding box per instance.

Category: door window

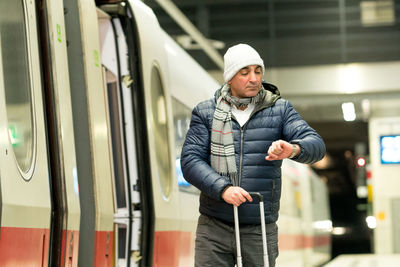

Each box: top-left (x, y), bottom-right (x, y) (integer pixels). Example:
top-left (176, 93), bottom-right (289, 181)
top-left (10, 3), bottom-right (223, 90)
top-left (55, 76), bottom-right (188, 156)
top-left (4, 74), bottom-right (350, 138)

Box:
top-left (1, 0), bottom-right (35, 174)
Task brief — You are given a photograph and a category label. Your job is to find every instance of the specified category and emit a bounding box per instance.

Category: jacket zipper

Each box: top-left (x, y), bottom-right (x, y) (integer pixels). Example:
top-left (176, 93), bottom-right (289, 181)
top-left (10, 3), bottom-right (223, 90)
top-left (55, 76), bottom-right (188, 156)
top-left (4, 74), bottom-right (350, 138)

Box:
top-left (235, 100), bottom-right (276, 186)
top-left (238, 128), bottom-right (244, 186)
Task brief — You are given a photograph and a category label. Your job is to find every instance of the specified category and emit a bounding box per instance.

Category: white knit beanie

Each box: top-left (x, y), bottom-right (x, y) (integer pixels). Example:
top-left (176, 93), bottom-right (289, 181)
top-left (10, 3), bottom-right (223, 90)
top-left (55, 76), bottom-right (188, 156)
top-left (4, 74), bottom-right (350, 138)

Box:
top-left (223, 44), bottom-right (265, 83)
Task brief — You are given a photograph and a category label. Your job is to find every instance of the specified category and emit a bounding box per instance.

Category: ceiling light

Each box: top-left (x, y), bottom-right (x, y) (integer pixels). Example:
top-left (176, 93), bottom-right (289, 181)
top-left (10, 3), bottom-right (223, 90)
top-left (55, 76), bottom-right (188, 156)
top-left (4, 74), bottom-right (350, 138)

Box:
top-left (360, 0), bottom-right (395, 27)
top-left (342, 102), bottom-right (356, 121)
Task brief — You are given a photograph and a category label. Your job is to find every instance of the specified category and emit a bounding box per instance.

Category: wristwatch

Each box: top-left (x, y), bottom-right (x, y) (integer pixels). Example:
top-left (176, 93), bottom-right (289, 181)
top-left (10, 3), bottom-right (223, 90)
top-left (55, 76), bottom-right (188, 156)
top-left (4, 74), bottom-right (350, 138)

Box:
top-left (289, 144), bottom-right (297, 159)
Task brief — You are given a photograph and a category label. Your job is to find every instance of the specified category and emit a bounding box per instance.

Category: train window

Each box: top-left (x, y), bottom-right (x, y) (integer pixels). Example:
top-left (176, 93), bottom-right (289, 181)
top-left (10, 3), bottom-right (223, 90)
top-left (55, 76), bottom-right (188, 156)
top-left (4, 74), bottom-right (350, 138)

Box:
top-left (1, 0), bottom-right (35, 174)
top-left (150, 66), bottom-right (172, 199)
top-left (171, 97), bottom-right (199, 194)
top-left (117, 224), bottom-right (127, 259)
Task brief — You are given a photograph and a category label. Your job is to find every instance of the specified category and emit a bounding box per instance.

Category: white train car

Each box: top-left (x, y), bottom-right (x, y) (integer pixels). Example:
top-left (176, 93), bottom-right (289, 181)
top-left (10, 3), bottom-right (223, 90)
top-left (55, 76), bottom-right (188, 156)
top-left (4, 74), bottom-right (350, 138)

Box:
top-left (278, 160), bottom-right (332, 267)
top-left (0, 0), bottom-right (331, 266)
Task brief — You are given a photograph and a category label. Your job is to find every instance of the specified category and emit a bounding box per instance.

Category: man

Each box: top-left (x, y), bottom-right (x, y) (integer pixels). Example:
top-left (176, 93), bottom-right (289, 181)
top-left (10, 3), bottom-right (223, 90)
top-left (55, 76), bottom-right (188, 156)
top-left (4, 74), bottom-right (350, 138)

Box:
top-left (181, 43), bottom-right (325, 267)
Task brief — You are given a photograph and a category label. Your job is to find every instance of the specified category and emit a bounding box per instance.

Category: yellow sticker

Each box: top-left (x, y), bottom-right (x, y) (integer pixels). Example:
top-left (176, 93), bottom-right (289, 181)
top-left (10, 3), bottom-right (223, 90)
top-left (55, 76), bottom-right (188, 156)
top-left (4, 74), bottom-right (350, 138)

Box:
top-left (377, 211), bottom-right (386, 221)
top-left (295, 191), bottom-right (302, 210)
top-left (367, 185), bottom-right (373, 203)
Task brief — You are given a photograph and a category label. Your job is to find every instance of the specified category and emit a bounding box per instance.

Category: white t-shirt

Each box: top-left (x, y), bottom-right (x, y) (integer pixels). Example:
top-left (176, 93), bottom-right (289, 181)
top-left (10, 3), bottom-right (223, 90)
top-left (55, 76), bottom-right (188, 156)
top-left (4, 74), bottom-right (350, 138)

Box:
top-left (232, 103), bottom-right (255, 127)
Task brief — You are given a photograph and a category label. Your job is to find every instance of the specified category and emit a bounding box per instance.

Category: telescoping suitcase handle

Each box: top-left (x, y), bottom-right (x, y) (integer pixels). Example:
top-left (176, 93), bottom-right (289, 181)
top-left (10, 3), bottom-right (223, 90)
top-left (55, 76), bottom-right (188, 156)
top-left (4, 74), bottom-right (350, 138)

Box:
top-left (234, 192), bottom-right (269, 267)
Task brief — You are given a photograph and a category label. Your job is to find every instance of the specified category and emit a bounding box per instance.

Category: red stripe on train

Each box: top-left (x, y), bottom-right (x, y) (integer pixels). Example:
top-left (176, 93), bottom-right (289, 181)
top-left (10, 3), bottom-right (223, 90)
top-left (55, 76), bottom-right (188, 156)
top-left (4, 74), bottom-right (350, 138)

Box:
top-left (152, 230), bottom-right (330, 266)
top-left (153, 231), bottom-right (192, 267)
top-left (0, 226), bottom-right (50, 267)
top-left (60, 230), bottom-right (80, 267)
top-left (94, 230), bottom-right (114, 267)
top-left (279, 234), bottom-right (331, 250)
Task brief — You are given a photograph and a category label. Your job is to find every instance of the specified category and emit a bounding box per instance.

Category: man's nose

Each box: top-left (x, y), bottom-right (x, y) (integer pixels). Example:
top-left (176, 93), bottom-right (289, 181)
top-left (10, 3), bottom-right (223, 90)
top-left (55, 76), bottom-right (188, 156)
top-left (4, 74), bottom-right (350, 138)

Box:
top-left (249, 71), bottom-right (258, 82)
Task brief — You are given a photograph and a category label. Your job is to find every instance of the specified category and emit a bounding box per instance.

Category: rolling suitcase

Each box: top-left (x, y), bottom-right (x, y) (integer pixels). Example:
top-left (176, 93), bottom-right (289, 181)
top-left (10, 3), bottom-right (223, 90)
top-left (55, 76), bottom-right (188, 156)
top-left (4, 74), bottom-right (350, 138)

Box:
top-left (234, 192), bottom-right (269, 267)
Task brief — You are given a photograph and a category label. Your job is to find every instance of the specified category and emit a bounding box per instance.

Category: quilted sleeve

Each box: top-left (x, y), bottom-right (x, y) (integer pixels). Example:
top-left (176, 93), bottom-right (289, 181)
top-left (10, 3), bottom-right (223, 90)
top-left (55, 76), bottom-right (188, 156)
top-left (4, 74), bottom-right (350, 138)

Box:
top-left (281, 100), bottom-right (326, 164)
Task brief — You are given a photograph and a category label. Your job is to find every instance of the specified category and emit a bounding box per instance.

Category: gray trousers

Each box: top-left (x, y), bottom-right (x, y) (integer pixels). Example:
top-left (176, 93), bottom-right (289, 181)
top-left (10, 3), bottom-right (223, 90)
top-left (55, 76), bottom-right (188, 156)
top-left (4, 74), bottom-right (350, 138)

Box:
top-left (195, 214), bottom-right (279, 267)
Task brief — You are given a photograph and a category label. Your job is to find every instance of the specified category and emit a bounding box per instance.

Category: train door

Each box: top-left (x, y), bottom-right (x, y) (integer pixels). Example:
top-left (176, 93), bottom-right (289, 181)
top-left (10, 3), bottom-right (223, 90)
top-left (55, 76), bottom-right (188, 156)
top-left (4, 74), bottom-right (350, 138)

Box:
top-left (97, 8), bottom-right (143, 266)
top-left (124, 1), bottom-right (196, 266)
top-left (36, 0), bottom-right (81, 266)
top-left (97, 1), bottom-right (160, 265)
top-left (0, 0), bottom-right (52, 265)
top-left (98, 1), bottom-right (187, 266)
top-left (64, 0), bottom-right (115, 266)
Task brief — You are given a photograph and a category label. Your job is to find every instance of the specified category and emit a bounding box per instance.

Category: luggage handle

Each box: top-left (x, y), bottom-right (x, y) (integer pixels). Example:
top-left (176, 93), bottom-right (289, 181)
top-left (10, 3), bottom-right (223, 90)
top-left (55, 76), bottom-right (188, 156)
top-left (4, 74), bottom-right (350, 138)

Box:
top-left (249, 192), bottom-right (263, 202)
top-left (234, 192), bottom-right (269, 267)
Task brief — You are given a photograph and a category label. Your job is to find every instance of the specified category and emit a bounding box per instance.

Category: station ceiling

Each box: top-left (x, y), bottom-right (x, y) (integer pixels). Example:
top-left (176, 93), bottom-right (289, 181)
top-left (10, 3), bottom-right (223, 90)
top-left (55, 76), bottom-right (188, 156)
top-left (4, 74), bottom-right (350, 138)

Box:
top-left (146, 0), bottom-right (400, 69)
top-left (145, 0), bottom-right (400, 198)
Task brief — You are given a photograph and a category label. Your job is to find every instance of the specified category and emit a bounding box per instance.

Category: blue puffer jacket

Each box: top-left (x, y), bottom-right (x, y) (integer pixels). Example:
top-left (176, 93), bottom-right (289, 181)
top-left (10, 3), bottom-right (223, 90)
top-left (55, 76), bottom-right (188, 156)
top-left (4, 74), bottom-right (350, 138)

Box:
top-left (181, 82), bottom-right (325, 224)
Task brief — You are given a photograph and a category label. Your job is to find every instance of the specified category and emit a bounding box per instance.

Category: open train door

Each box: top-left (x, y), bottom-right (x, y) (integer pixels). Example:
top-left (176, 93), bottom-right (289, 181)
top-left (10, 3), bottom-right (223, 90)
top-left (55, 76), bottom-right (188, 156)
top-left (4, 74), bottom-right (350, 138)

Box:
top-left (96, 4), bottom-right (150, 266)
top-left (97, 1), bottom-right (188, 266)
top-left (64, 0), bottom-right (115, 266)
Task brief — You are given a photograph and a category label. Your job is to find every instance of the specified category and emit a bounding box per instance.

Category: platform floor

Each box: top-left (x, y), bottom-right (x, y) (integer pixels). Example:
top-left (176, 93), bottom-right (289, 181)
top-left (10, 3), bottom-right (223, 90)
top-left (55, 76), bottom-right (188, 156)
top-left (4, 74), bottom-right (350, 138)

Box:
top-left (323, 254), bottom-right (400, 267)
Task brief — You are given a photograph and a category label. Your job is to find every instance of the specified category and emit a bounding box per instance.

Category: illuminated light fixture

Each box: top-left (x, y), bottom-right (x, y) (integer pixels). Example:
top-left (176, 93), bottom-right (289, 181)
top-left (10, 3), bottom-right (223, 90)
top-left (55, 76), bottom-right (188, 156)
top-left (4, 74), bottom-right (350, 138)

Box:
top-left (339, 65), bottom-right (361, 94)
top-left (366, 216), bottom-right (377, 229)
top-left (357, 185), bottom-right (368, 198)
top-left (381, 135), bottom-right (400, 164)
top-left (332, 227), bottom-right (347, 235)
top-left (341, 102), bottom-right (356, 121)
top-left (313, 220), bottom-right (333, 232)
top-left (360, 0), bottom-right (395, 27)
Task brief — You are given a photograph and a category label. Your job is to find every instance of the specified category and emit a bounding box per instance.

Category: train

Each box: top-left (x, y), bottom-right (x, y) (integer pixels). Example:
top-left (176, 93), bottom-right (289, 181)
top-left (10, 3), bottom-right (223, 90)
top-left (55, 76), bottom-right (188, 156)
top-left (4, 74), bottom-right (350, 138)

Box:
top-left (0, 0), bottom-right (331, 266)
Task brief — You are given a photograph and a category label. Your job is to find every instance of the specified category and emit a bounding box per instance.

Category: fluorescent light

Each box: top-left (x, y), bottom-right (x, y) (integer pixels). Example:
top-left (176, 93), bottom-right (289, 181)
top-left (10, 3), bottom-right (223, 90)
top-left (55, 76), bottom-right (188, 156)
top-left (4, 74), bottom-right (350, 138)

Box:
top-left (342, 102), bottom-right (356, 121)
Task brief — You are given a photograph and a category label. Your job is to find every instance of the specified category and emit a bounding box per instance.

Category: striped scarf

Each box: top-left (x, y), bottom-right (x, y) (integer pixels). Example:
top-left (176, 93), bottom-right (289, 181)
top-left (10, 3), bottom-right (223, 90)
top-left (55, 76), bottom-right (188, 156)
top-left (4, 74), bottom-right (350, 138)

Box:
top-left (211, 84), bottom-right (266, 186)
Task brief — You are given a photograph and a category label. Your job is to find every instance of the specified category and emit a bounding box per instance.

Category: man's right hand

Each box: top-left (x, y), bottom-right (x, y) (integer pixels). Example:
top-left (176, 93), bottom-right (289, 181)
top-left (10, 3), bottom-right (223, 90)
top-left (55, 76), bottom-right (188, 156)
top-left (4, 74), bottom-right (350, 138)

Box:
top-left (222, 186), bottom-right (253, 206)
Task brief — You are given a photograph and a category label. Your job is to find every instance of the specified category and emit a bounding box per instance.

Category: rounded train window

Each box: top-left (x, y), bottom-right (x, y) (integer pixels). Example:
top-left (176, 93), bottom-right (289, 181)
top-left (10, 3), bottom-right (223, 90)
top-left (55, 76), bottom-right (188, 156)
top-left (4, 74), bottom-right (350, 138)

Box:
top-left (1, 0), bottom-right (35, 175)
top-left (150, 65), bottom-right (172, 199)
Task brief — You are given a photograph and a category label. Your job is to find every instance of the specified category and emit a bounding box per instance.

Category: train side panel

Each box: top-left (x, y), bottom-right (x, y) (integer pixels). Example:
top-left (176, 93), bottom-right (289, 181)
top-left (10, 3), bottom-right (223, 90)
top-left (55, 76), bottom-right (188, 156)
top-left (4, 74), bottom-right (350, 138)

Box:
top-left (64, 0), bottom-right (115, 266)
top-left (163, 29), bottom-right (219, 266)
top-left (127, 2), bottom-right (186, 266)
top-left (0, 0), bottom-right (51, 265)
top-left (278, 160), bottom-right (332, 267)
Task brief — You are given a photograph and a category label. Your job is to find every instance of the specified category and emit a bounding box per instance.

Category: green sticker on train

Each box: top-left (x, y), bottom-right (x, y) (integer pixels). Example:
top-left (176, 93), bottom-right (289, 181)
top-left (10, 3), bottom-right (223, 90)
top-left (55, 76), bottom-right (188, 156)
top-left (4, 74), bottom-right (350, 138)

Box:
top-left (94, 49), bottom-right (99, 67)
top-left (56, 24), bottom-right (62, 43)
